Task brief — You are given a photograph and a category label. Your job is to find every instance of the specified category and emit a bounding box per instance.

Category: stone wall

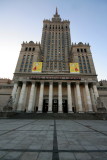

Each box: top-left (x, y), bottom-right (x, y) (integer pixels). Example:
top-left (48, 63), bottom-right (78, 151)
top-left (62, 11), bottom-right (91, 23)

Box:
top-left (0, 85), bottom-right (13, 111)
top-left (98, 88), bottom-right (107, 109)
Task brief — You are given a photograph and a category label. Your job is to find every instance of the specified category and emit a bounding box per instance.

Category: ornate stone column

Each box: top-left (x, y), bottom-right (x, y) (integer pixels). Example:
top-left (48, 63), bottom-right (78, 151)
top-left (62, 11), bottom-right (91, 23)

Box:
top-left (48, 82), bottom-right (53, 113)
top-left (67, 82), bottom-right (73, 113)
top-left (28, 82), bottom-right (36, 112)
top-left (17, 82), bottom-right (26, 111)
top-left (58, 82), bottom-right (63, 113)
top-left (12, 82), bottom-right (18, 103)
top-left (90, 87), bottom-right (97, 112)
top-left (76, 82), bottom-right (83, 112)
top-left (93, 83), bottom-right (99, 100)
top-left (38, 82), bottom-right (44, 112)
top-left (13, 86), bottom-right (21, 110)
top-left (84, 82), bottom-right (93, 112)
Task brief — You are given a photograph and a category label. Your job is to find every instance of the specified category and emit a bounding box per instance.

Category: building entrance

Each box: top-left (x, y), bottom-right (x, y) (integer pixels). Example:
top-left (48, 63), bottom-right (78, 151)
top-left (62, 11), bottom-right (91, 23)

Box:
top-left (52, 99), bottom-right (58, 113)
top-left (43, 99), bottom-right (48, 112)
top-left (62, 100), bottom-right (68, 113)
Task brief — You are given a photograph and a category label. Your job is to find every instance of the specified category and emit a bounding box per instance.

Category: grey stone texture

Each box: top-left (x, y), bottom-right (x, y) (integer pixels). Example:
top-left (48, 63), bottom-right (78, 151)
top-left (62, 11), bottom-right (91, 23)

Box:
top-left (0, 119), bottom-right (107, 159)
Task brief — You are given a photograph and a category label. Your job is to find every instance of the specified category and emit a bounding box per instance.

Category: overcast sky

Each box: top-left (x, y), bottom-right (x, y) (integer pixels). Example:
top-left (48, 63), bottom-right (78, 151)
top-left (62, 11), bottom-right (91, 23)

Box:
top-left (0, 0), bottom-right (107, 81)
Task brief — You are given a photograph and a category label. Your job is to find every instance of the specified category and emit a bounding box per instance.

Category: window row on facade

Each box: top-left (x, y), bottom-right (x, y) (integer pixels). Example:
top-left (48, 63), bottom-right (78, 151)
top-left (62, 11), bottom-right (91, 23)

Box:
top-left (25, 47), bottom-right (35, 51)
top-left (78, 55), bottom-right (91, 73)
top-left (44, 25), bottom-right (69, 30)
top-left (77, 48), bottom-right (87, 53)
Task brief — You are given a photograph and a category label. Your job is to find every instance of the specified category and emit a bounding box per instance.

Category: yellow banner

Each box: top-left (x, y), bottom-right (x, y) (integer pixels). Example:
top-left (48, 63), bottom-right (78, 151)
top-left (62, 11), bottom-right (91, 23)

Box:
top-left (32, 62), bottom-right (42, 73)
top-left (70, 63), bottom-right (80, 73)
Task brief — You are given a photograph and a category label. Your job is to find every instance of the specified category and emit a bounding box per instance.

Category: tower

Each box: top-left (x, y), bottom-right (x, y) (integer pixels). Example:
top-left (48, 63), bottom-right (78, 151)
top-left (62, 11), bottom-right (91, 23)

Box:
top-left (41, 8), bottom-right (71, 72)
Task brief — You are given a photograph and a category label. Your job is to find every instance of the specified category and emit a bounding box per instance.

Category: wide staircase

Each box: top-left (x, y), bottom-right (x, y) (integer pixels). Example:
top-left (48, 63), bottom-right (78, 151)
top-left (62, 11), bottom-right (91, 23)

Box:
top-left (0, 112), bottom-right (107, 120)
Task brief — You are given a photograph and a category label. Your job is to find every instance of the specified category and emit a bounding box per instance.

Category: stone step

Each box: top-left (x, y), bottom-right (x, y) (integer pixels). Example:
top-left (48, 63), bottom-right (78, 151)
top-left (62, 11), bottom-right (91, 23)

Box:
top-left (0, 112), bottom-right (107, 120)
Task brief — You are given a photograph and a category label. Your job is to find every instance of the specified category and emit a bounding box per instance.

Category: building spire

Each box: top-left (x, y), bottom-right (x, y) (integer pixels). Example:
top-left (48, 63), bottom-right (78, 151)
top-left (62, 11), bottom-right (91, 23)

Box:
top-left (56, 7), bottom-right (58, 15)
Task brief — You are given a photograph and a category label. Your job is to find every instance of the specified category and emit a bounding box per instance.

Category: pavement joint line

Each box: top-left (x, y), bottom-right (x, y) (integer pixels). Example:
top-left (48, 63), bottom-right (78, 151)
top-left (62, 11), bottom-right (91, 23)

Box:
top-left (52, 118), bottom-right (59, 160)
top-left (0, 149), bottom-right (107, 152)
top-left (73, 120), bottom-right (107, 137)
top-left (0, 120), bottom-right (37, 136)
top-left (0, 130), bottom-right (99, 132)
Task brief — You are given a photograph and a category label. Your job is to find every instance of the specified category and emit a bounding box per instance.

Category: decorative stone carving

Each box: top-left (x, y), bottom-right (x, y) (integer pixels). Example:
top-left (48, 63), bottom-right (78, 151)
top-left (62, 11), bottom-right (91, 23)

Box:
top-left (97, 97), bottom-right (106, 112)
top-left (3, 96), bottom-right (13, 111)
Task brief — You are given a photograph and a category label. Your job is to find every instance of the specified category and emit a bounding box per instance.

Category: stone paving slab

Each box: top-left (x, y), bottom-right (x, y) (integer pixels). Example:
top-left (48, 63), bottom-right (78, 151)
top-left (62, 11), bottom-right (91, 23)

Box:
top-left (0, 119), bottom-right (107, 160)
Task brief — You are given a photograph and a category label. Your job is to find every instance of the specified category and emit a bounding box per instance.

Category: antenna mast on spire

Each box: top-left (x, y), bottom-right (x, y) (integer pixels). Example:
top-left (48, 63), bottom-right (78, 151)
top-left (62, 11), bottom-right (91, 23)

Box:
top-left (56, 7), bottom-right (58, 15)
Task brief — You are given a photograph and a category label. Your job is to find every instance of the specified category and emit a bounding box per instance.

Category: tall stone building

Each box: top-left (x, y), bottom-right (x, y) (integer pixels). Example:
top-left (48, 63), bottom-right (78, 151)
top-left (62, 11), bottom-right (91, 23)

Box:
top-left (12, 9), bottom-right (100, 113)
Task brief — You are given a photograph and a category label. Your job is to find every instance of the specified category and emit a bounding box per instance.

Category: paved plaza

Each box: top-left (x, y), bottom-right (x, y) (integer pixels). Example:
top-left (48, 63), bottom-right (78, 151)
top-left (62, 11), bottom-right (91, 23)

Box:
top-left (0, 119), bottom-right (107, 160)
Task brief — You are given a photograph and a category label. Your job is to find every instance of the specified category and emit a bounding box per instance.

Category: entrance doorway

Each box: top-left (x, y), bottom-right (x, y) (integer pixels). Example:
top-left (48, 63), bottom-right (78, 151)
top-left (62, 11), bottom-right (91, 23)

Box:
top-left (62, 100), bottom-right (68, 113)
top-left (43, 99), bottom-right (48, 112)
top-left (52, 99), bottom-right (58, 113)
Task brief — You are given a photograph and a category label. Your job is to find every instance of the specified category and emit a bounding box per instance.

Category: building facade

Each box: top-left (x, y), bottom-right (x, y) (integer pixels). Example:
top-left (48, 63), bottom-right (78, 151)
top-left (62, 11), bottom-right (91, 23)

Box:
top-left (11, 9), bottom-right (101, 113)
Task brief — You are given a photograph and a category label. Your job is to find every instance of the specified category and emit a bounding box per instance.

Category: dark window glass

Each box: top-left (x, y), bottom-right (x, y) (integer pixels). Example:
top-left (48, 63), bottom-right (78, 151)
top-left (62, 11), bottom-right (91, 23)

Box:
top-left (32, 48), bottom-right (35, 51)
top-left (84, 70), bottom-right (87, 73)
top-left (25, 47), bottom-right (28, 51)
top-left (81, 49), bottom-right (83, 52)
top-left (80, 70), bottom-right (83, 73)
top-left (84, 49), bottom-right (87, 52)
top-left (77, 49), bottom-right (79, 52)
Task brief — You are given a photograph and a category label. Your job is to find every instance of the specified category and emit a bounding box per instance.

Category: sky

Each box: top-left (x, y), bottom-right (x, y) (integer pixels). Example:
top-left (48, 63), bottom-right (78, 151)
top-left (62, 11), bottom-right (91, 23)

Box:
top-left (0, 0), bottom-right (107, 81)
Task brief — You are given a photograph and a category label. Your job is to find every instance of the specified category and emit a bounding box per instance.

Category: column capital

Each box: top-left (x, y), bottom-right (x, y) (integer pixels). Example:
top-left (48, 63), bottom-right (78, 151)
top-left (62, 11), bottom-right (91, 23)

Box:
top-left (76, 82), bottom-right (80, 85)
top-left (84, 82), bottom-right (89, 85)
top-left (58, 82), bottom-right (62, 85)
top-left (49, 81), bottom-right (53, 85)
top-left (14, 81), bottom-right (18, 84)
top-left (40, 81), bottom-right (44, 84)
top-left (31, 81), bottom-right (35, 85)
top-left (22, 81), bottom-right (26, 84)
top-left (93, 82), bottom-right (97, 85)
top-left (67, 82), bottom-right (71, 85)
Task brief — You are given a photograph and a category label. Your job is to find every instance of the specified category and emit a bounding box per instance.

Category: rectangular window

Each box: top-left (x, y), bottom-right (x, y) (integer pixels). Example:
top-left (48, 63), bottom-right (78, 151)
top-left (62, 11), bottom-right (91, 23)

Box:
top-left (89, 70), bottom-right (91, 73)
top-left (25, 65), bottom-right (27, 68)
top-left (25, 47), bottom-right (28, 51)
top-left (81, 49), bottom-right (83, 52)
top-left (32, 48), bottom-right (35, 51)
top-left (77, 48), bottom-right (79, 52)
top-left (80, 70), bottom-right (83, 73)
top-left (29, 48), bottom-right (31, 51)
top-left (29, 65), bottom-right (32, 68)
top-left (84, 49), bottom-right (87, 52)
top-left (84, 70), bottom-right (87, 73)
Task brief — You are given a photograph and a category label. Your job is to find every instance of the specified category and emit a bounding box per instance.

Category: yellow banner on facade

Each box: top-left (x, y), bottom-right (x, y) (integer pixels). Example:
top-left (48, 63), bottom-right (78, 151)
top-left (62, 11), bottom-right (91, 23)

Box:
top-left (32, 62), bottom-right (42, 73)
top-left (70, 63), bottom-right (80, 73)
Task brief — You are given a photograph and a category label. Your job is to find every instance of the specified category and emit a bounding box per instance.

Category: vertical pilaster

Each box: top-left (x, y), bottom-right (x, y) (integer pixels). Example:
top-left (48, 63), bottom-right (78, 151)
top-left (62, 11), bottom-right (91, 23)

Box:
top-left (67, 82), bottom-right (73, 113)
top-left (48, 82), bottom-right (53, 113)
top-left (58, 82), bottom-right (63, 113)
top-left (12, 83), bottom-right (18, 103)
top-left (28, 82), bottom-right (36, 112)
top-left (38, 82), bottom-right (44, 112)
top-left (93, 83), bottom-right (99, 101)
top-left (90, 87), bottom-right (97, 112)
top-left (85, 83), bottom-right (93, 112)
top-left (17, 82), bottom-right (26, 111)
top-left (76, 82), bottom-right (83, 112)
top-left (13, 86), bottom-right (21, 110)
